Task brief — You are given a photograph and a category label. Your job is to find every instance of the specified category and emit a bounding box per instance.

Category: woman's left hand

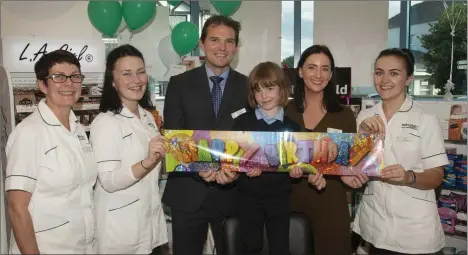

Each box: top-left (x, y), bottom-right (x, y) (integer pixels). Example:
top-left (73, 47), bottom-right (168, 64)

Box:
top-left (380, 164), bottom-right (410, 185)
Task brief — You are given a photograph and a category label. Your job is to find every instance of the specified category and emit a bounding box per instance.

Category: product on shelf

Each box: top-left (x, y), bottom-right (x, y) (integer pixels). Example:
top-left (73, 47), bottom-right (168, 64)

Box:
top-left (13, 88), bottom-right (36, 106)
top-left (444, 154), bottom-right (459, 189)
top-left (439, 207), bottom-right (457, 233)
top-left (448, 104), bottom-right (467, 141)
top-left (438, 189), bottom-right (468, 238)
top-left (439, 196), bottom-right (458, 212)
top-left (451, 193), bottom-right (467, 214)
top-left (439, 149), bottom-right (467, 237)
top-left (444, 154), bottom-right (467, 192)
top-left (455, 157), bottom-right (467, 191)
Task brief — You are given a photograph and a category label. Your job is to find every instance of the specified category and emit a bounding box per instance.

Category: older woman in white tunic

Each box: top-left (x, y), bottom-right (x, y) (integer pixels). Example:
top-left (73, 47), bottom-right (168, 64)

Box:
top-left (5, 50), bottom-right (97, 254)
top-left (90, 44), bottom-right (168, 255)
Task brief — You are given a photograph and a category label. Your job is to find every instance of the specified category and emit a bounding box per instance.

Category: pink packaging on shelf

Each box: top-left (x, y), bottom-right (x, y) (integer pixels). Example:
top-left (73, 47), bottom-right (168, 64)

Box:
top-left (439, 196), bottom-right (458, 211)
top-left (450, 192), bottom-right (467, 213)
top-left (438, 207), bottom-right (457, 233)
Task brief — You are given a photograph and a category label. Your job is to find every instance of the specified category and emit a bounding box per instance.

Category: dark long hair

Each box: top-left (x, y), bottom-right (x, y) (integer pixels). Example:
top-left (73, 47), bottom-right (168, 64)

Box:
top-left (99, 44), bottom-right (154, 114)
top-left (293, 45), bottom-right (343, 113)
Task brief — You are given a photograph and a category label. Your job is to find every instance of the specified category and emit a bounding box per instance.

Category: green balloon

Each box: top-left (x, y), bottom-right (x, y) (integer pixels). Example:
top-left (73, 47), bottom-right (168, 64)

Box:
top-left (211, 1), bottom-right (242, 16)
top-left (167, 1), bottom-right (182, 7)
top-left (122, 1), bottom-right (157, 31)
top-left (171, 22), bottom-right (199, 56)
top-left (87, 1), bottom-right (122, 37)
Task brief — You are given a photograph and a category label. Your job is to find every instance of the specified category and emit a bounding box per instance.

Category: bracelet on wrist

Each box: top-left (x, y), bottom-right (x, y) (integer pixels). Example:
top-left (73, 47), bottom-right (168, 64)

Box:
top-left (141, 160), bottom-right (151, 171)
top-left (407, 170), bottom-right (416, 186)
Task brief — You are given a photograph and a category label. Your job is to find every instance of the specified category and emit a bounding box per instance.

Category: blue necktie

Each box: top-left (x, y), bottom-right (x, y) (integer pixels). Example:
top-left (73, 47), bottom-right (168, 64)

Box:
top-left (210, 76), bottom-right (224, 117)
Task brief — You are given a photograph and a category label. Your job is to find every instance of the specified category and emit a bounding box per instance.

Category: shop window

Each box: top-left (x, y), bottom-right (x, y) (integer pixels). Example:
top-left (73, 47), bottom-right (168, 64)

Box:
top-left (281, 1), bottom-right (295, 68)
top-left (300, 1), bottom-right (314, 54)
top-left (409, 1), bottom-right (467, 96)
top-left (387, 1), bottom-right (401, 48)
top-left (281, 1), bottom-right (315, 69)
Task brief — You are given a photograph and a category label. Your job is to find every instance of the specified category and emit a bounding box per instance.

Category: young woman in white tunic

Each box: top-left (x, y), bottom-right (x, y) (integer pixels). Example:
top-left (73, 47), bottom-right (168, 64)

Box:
top-left (5, 50), bottom-right (98, 254)
top-left (344, 48), bottom-right (449, 254)
top-left (90, 44), bottom-right (168, 255)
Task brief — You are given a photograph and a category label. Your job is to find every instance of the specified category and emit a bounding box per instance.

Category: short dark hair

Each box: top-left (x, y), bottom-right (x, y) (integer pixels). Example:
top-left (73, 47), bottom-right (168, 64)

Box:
top-left (34, 50), bottom-right (81, 82)
top-left (293, 45), bottom-right (343, 114)
top-left (248, 62), bottom-right (291, 109)
top-left (200, 15), bottom-right (241, 46)
top-left (99, 44), bottom-right (154, 114)
top-left (375, 48), bottom-right (415, 76)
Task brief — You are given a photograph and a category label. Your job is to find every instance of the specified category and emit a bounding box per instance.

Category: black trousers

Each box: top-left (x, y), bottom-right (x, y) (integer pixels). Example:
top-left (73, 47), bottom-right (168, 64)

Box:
top-left (150, 246), bottom-right (162, 255)
top-left (238, 192), bottom-right (291, 255)
top-left (171, 189), bottom-right (227, 255)
top-left (369, 245), bottom-right (443, 255)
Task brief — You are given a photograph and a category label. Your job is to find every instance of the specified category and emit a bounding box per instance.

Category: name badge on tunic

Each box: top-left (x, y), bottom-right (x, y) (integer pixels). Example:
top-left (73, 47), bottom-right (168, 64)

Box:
top-left (78, 134), bottom-right (93, 152)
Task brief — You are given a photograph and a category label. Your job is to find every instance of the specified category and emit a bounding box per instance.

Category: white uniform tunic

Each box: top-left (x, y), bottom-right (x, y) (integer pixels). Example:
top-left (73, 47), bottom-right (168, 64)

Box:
top-left (5, 99), bottom-right (97, 254)
top-left (353, 96), bottom-right (449, 254)
top-left (90, 106), bottom-right (168, 254)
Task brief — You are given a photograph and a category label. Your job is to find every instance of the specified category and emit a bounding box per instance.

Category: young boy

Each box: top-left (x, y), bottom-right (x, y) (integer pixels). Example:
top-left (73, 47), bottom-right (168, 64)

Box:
top-left (233, 62), bottom-right (302, 255)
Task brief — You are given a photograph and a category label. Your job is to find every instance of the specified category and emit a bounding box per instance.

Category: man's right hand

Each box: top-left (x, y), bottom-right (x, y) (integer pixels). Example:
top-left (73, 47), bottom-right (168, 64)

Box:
top-left (199, 170), bottom-right (217, 182)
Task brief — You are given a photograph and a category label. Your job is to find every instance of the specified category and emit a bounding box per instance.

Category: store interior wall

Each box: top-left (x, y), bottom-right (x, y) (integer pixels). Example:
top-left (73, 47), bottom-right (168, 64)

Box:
top-left (313, 1), bottom-right (389, 89)
top-left (0, 1), bottom-right (281, 80)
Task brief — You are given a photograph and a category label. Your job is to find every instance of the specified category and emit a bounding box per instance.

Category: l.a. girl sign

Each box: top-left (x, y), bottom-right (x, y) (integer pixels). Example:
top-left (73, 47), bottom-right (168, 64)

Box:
top-left (164, 130), bottom-right (384, 176)
top-left (2, 36), bottom-right (105, 73)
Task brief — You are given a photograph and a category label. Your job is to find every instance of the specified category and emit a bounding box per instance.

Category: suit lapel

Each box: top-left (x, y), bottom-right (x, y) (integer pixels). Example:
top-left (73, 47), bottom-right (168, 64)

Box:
top-left (217, 70), bottom-right (238, 122)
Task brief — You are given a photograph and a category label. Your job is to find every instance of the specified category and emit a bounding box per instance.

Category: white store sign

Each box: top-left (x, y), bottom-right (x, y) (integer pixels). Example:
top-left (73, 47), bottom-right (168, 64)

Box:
top-left (2, 36), bottom-right (105, 73)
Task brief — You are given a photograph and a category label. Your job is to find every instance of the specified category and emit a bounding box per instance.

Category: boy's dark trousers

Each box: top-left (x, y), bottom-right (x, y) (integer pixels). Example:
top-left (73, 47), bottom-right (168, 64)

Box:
top-left (237, 188), bottom-right (291, 255)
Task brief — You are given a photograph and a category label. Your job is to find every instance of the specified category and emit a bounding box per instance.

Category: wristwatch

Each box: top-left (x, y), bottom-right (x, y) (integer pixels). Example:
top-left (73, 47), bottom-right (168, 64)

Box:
top-left (407, 170), bottom-right (416, 186)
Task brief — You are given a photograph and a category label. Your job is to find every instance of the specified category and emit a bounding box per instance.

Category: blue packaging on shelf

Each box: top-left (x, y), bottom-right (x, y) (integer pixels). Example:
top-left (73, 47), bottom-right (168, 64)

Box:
top-left (447, 154), bottom-right (458, 166)
top-left (443, 173), bottom-right (457, 188)
top-left (455, 175), bottom-right (467, 190)
top-left (455, 159), bottom-right (467, 191)
top-left (455, 159), bottom-right (467, 171)
top-left (445, 165), bottom-right (456, 175)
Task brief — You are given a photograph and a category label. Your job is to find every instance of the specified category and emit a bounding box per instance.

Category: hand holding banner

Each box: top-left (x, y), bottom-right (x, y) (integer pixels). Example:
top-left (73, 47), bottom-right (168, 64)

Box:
top-left (163, 130), bottom-right (384, 176)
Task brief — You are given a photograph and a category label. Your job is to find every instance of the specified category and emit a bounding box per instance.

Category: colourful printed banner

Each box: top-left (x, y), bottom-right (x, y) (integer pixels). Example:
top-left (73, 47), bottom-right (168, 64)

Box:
top-left (163, 130), bottom-right (384, 176)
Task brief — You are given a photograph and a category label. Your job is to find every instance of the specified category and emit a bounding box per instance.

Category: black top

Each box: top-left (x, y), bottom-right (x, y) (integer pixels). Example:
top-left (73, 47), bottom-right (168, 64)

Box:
top-left (232, 110), bottom-right (301, 198)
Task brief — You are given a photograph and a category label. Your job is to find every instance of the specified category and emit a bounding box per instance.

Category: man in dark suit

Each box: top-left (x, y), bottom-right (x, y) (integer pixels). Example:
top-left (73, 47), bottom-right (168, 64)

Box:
top-left (162, 15), bottom-right (248, 255)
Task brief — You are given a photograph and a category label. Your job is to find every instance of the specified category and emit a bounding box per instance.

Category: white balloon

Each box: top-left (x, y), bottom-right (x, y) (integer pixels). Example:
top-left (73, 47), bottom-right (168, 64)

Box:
top-left (117, 18), bottom-right (127, 33)
top-left (158, 35), bottom-right (180, 70)
top-left (117, 1), bottom-right (127, 33)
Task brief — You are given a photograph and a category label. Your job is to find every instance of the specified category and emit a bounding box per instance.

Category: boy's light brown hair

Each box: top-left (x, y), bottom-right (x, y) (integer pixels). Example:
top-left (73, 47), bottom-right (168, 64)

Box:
top-left (247, 61), bottom-right (291, 109)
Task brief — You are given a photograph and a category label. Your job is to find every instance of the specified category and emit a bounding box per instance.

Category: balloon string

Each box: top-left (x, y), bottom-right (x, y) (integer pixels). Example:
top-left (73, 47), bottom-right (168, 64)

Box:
top-left (447, 8), bottom-right (462, 82)
top-left (450, 33), bottom-right (454, 81)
